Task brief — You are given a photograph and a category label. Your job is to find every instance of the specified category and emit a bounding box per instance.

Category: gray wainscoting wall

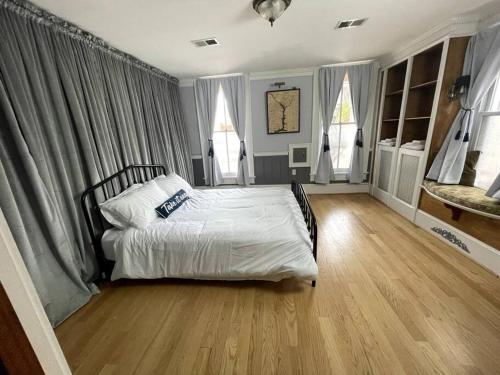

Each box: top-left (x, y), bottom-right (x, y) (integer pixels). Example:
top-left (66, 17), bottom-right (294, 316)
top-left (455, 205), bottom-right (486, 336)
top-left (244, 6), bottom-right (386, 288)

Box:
top-left (254, 155), bottom-right (310, 185)
top-left (191, 155), bottom-right (310, 186)
top-left (191, 158), bottom-right (205, 186)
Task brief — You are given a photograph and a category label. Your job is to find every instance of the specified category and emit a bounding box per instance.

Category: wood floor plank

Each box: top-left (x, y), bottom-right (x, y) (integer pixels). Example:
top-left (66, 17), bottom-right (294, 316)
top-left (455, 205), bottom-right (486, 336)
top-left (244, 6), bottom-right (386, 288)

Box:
top-left (55, 194), bottom-right (500, 375)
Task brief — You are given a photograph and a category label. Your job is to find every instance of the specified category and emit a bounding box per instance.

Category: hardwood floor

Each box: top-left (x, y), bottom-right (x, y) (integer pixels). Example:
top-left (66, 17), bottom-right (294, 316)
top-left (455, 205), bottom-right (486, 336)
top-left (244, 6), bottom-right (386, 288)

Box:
top-left (55, 194), bottom-right (500, 375)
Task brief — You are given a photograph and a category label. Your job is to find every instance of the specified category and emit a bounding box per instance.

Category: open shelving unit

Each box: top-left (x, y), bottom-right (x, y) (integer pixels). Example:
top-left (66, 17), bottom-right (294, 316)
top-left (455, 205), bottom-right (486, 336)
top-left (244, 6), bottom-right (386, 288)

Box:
top-left (380, 61), bottom-right (407, 141)
top-left (401, 43), bottom-right (444, 145)
top-left (372, 40), bottom-right (447, 220)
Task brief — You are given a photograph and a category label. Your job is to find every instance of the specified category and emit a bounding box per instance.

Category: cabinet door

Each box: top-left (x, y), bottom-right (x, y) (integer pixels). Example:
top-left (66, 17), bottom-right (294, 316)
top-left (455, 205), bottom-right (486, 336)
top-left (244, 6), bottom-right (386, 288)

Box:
top-left (394, 150), bottom-right (422, 205)
top-left (377, 148), bottom-right (394, 192)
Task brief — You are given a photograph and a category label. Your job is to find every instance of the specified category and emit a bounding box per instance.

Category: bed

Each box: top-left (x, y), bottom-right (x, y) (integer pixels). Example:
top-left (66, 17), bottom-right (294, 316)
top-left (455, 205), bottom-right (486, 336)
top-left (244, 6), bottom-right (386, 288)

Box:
top-left (81, 165), bottom-right (318, 286)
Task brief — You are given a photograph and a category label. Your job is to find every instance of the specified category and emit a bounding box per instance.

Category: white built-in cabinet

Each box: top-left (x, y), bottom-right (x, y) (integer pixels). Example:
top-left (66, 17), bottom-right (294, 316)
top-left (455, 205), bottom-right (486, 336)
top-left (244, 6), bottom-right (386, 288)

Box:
top-left (372, 39), bottom-right (449, 220)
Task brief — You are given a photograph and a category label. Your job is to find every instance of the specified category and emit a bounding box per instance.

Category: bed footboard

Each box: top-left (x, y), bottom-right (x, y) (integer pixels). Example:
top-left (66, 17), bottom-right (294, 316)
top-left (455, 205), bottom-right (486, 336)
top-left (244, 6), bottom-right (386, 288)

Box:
top-left (291, 181), bottom-right (318, 287)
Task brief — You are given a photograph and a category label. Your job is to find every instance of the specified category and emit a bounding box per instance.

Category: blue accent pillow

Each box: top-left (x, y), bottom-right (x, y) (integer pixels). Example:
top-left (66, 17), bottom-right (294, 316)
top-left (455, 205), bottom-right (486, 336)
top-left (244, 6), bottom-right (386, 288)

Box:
top-left (155, 189), bottom-right (189, 218)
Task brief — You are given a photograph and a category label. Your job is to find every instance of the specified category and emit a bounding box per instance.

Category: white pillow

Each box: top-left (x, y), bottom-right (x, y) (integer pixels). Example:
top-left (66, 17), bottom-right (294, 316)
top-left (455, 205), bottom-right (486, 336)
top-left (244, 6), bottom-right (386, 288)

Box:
top-left (99, 180), bottom-right (169, 229)
top-left (154, 173), bottom-right (193, 196)
top-left (98, 183), bottom-right (143, 229)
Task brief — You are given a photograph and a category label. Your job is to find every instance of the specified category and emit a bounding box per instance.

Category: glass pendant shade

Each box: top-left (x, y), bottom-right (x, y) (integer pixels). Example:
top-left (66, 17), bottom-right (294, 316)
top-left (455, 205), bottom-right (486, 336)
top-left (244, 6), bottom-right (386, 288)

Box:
top-left (253, 0), bottom-right (292, 26)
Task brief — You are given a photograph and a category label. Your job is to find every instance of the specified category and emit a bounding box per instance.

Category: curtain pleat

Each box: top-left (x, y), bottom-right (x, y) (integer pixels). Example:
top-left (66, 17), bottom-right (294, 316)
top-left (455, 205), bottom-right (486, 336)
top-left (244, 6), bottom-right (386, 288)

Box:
top-left (315, 66), bottom-right (346, 184)
top-left (427, 25), bottom-right (500, 183)
top-left (347, 63), bottom-right (374, 184)
top-left (0, 0), bottom-right (193, 326)
top-left (220, 76), bottom-right (250, 186)
top-left (194, 78), bottom-right (224, 186)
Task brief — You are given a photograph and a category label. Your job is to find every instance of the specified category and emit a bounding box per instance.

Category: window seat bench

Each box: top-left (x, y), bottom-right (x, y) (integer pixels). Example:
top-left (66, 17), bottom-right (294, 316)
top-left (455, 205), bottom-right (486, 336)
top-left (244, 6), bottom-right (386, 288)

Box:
top-left (422, 180), bottom-right (500, 219)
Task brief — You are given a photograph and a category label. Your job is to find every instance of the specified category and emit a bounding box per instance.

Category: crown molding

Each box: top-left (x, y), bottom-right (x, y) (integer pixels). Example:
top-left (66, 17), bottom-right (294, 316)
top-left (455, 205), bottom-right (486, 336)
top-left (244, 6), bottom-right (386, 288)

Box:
top-left (249, 67), bottom-right (314, 80)
top-left (380, 15), bottom-right (479, 68)
top-left (178, 67), bottom-right (314, 87)
top-left (479, 11), bottom-right (500, 30)
top-left (179, 78), bottom-right (194, 87)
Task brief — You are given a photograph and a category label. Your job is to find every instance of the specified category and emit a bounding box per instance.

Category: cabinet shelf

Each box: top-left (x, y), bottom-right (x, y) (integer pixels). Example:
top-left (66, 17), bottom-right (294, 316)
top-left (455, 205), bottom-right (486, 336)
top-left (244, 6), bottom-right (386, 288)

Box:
top-left (385, 89), bottom-right (404, 97)
top-left (409, 80), bottom-right (437, 90)
top-left (405, 116), bottom-right (431, 121)
top-left (382, 118), bottom-right (400, 122)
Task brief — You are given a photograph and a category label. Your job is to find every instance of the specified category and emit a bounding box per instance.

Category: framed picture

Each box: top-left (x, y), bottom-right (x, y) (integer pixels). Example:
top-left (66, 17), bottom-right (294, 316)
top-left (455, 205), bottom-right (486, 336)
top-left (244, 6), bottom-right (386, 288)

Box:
top-left (266, 88), bottom-right (300, 134)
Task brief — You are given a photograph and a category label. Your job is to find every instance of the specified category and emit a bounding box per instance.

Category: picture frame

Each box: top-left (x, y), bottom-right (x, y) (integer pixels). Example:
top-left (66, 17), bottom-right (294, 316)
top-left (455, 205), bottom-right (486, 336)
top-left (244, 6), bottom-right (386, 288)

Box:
top-left (266, 88), bottom-right (300, 134)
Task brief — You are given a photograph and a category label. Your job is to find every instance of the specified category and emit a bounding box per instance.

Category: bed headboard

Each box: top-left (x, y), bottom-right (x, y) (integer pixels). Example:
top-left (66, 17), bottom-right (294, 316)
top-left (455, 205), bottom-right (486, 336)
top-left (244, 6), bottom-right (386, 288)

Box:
top-left (81, 164), bottom-right (167, 278)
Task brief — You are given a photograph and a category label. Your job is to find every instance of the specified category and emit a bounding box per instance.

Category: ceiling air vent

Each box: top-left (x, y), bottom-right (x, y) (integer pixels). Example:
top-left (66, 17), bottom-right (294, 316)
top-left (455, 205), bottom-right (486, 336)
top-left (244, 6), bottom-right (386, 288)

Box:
top-left (191, 38), bottom-right (219, 47)
top-left (335, 18), bottom-right (367, 29)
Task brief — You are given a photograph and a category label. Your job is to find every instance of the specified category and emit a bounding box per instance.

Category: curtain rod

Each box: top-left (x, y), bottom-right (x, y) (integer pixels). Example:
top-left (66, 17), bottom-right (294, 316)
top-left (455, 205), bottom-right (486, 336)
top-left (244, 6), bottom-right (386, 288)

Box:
top-left (0, 0), bottom-right (179, 84)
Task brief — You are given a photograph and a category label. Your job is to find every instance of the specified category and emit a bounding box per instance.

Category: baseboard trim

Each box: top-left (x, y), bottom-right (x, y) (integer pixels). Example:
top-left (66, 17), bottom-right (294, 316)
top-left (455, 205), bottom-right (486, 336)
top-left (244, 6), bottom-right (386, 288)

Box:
top-left (415, 210), bottom-right (500, 276)
top-left (303, 183), bottom-right (369, 195)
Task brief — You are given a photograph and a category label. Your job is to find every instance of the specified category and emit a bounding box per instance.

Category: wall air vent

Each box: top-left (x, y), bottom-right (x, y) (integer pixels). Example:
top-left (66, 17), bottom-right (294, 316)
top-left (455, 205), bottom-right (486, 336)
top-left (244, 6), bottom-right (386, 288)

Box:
top-left (335, 18), bottom-right (367, 29)
top-left (191, 38), bottom-right (219, 47)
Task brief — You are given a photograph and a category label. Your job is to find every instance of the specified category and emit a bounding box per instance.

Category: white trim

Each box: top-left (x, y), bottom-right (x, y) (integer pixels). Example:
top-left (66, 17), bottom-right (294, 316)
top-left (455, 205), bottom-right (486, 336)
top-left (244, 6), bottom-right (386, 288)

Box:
top-left (191, 154), bottom-right (202, 159)
top-left (415, 210), bottom-right (500, 276)
top-left (0, 208), bottom-right (71, 375)
top-left (289, 143), bottom-right (311, 167)
top-left (477, 9), bottom-right (500, 30)
top-left (179, 79), bottom-right (194, 87)
top-left (249, 67), bottom-right (314, 80)
top-left (179, 63), bottom-right (374, 87)
top-left (380, 16), bottom-right (477, 67)
top-left (253, 151), bottom-right (289, 157)
top-left (320, 59), bottom-right (375, 67)
top-left (303, 183), bottom-right (370, 195)
top-left (199, 72), bottom-right (244, 79)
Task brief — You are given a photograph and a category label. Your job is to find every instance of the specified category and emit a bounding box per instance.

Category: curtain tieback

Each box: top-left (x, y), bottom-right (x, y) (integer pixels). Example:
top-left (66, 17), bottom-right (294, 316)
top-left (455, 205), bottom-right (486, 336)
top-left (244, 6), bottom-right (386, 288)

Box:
top-left (322, 133), bottom-right (330, 152)
top-left (355, 129), bottom-right (364, 147)
top-left (455, 108), bottom-right (473, 142)
top-left (239, 141), bottom-right (247, 161)
top-left (208, 139), bottom-right (214, 157)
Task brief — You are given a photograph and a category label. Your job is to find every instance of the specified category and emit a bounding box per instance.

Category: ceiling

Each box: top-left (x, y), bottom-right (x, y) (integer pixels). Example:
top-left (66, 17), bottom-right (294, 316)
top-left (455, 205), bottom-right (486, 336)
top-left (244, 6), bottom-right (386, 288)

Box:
top-left (31, 0), bottom-right (498, 79)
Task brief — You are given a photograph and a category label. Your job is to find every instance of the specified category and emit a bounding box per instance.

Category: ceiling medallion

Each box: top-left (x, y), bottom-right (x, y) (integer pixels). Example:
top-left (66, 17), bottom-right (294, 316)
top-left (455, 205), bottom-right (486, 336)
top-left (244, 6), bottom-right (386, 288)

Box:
top-left (253, 0), bottom-right (292, 27)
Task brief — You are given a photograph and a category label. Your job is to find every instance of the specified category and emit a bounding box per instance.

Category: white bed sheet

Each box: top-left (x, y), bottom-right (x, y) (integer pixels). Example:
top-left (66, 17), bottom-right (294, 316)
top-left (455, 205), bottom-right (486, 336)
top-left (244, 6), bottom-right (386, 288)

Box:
top-left (102, 187), bottom-right (318, 282)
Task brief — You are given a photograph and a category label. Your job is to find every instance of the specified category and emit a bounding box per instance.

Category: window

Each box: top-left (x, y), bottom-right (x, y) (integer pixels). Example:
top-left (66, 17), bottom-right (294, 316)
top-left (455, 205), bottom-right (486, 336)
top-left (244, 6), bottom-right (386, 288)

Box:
top-left (328, 73), bottom-right (357, 172)
top-left (213, 87), bottom-right (240, 177)
top-left (473, 76), bottom-right (500, 190)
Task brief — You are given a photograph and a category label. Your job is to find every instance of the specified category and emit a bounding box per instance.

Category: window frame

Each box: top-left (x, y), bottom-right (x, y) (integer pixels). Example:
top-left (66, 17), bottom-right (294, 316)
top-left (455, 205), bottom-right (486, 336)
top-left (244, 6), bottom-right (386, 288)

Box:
top-left (328, 74), bottom-right (357, 176)
top-left (213, 86), bottom-right (240, 181)
top-left (470, 76), bottom-right (500, 190)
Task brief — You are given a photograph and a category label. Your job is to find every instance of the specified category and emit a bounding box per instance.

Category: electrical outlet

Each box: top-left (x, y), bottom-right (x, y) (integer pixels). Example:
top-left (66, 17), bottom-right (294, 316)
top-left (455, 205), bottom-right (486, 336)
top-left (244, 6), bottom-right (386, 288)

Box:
top-left (292, 169), bottom-right (296, 176)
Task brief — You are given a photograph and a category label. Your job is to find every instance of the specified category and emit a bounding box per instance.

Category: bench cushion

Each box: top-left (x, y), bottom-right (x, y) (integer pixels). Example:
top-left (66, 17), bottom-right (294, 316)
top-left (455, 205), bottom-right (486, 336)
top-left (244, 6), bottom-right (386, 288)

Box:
top-left (423, 180), bottom-right (500, 217)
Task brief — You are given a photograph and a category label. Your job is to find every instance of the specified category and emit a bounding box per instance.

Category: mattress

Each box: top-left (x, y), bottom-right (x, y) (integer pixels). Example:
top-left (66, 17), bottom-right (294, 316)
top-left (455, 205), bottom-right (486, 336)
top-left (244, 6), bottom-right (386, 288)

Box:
top-left (101, 187), bottom-right (318, 282)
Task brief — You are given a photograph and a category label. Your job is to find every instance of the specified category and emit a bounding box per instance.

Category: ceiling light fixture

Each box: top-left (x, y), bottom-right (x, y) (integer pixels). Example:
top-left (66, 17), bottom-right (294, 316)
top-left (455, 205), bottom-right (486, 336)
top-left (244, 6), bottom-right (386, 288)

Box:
top-left (253, 0), bottom-right (292, 27)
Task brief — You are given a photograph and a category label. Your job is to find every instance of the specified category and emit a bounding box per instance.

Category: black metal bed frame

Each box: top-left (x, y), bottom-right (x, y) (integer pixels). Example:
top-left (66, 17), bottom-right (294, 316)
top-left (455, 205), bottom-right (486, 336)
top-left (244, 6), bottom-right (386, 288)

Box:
top-left (81, 164), bottom-right (318, 286)
top-left (291, 180), bottom-right (318, 287)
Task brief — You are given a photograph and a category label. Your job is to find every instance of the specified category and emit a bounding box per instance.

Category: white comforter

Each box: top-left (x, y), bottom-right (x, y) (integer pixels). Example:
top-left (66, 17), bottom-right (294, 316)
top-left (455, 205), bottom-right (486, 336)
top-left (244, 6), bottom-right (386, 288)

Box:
top-left (103, 187), bottom-right (318, 282)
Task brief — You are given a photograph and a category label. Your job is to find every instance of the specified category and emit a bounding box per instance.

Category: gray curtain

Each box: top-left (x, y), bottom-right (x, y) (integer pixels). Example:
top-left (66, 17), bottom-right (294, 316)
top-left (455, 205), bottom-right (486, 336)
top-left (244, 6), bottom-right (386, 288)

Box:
top-left (194, 78), bottom-right (224, 186)
top-left (348, 63), bottom-right (373, 184)
top-left (486, 173), bottom-right (500, 199)
top-left (315, 66), bottom-right (346, 184)
top-left (0, 0), bottom-right (192, 326)
top-left (220, 76), bottom-right (250, 185)
top-left (427, 25), bottom-right (500, 184)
